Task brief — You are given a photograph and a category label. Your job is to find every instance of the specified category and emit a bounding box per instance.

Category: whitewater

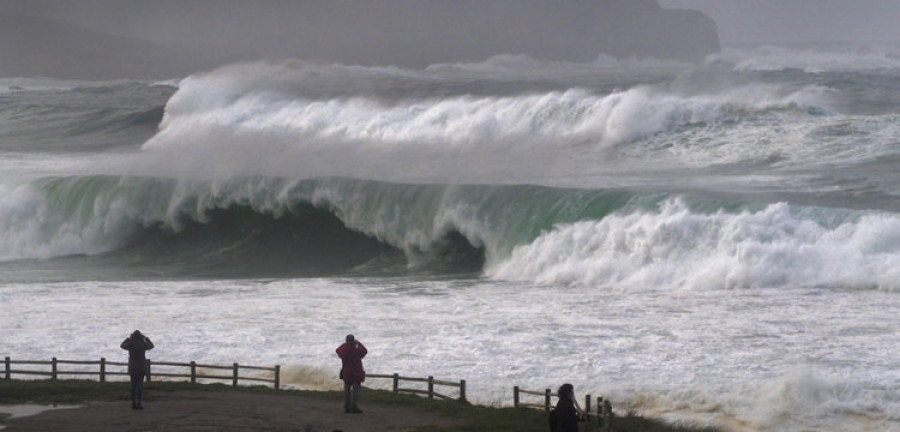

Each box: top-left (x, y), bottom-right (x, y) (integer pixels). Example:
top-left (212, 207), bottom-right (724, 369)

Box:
top-left (1, 44), bottom-right (899, 432)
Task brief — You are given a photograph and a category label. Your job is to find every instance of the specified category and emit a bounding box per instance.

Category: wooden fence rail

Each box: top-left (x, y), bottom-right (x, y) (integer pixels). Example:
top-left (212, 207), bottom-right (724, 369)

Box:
top-left (367, 373), bottom-right (466, 402)
top-left (3, 356), bottom-right (280, 389)
top-left (513, 385), bottom-right (613, 432)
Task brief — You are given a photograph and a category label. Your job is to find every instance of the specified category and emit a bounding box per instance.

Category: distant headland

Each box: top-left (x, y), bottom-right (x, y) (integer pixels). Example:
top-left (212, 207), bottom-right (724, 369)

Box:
top-left (0, 0), bottom-right (719, 80)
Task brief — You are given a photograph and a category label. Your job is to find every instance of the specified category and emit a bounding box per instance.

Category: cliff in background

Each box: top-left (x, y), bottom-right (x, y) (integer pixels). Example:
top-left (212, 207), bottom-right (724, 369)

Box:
top-left (0, 0), bottom-right (719, 80)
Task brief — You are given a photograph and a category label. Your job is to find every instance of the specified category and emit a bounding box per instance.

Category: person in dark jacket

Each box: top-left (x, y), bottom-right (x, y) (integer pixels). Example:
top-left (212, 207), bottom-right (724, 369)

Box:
top-left (120, 330), bottom-right (154, 410)
top-left (550, 383), bottom-right (582, 432)
top-left (336, 334), bottom-right (367, 413)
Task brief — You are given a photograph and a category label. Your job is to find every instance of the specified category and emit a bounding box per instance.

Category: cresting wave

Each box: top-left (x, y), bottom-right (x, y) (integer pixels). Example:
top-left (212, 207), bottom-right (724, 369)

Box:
top-left (0, 175), bottom-right (646, 271)
top-left (2, 174), bottom-right (900, 291)
top-left (141, 61), bottom-right (834, 173)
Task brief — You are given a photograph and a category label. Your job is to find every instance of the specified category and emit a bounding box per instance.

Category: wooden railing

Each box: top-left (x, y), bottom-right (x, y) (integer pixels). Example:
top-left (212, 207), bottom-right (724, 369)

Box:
top-left (367, 373), bottom-right (466, 402)
top-left (513, 385), bottom-right (613, 432)
top-left (3, 354), bottom-right (622, 429)
top-left (3, 356), bottom-right (281, 389)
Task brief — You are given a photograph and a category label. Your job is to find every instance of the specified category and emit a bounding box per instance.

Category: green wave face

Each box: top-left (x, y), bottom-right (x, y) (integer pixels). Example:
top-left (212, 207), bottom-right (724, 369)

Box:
top-left (2, 174), bottom-right (651, 280)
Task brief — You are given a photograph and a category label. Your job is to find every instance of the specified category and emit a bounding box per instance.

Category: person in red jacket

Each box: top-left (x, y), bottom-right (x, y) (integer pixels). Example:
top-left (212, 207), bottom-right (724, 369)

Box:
top-left (336, 334), bottom-right (367, 413)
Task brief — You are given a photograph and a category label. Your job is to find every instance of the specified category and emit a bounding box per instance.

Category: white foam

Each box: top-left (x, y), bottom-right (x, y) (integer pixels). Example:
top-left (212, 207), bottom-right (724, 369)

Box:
top-left (138, 61), bottom-right (836, 185)
top-left (1, 277), bottom-right (897, 432)
top-left (718, 44), bottom-right (900, 73)
top-left (489, 199), bottom-right (900, 292)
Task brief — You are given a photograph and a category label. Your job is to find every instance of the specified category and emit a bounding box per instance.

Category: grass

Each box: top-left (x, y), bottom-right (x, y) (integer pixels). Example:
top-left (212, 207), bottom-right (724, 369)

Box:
top-left (0, 379), bottom-right (720, 432)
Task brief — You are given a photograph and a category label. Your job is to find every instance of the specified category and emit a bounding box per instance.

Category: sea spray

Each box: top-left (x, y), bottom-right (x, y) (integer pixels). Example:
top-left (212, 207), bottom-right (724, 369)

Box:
top-left (146, 61), bottom-right (833, 157)
top-left (489, 198), bottom-right (900, 291)
top-left (3, 48), bottom-right (900, 432)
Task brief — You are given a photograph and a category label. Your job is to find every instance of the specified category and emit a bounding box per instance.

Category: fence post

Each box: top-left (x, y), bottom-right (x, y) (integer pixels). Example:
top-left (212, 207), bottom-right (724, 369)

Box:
top-left (544, 388), bottom-right (551, 412)
top-left (233, 363), bottom-right (239, 387)
top-left (274, 365), bottom-right (280, 390)
top-left (585, 394), bottom-right (591, 415)
top-left (100, 358), bottom-right (106, 382)
top-left (392, 373), bottom-right (399, 393)
top-left (459, 379), bottom-right (466, 402)
top-left (427, 376), bottom-right (434, 399)
top-left (4, 357), bottom-right (9, 380)
top-left (190, 361), bottom-right (197, 383)
top-left (597, 398), bottom-right (603, 426)
top-left (513, 386), bottom-right (520, 407)
top-left (601, 399), bottom-right (612, 432)
top-left (146, 359), bottom-right (152, 383)
top-left (51, 357), bottom-right (57, 380)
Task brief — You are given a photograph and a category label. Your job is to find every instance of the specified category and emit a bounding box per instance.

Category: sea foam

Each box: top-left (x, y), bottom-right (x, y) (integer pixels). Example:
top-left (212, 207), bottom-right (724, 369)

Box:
top-left (139, 61), bottom-right (833, 184)
top-left (489, 199), bottom-right (900, 292)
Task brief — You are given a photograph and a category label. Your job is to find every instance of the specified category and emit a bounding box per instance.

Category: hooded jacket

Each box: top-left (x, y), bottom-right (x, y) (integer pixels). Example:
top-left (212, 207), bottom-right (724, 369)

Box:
top-left (120, 334), bottom-right (154, 377)
top-left (336, 341), bottom-right (367, 383)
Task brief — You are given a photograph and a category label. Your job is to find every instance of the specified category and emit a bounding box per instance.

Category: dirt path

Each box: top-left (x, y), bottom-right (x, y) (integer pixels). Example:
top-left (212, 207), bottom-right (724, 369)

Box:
top-left (0, 390), bottom-right (461, 432)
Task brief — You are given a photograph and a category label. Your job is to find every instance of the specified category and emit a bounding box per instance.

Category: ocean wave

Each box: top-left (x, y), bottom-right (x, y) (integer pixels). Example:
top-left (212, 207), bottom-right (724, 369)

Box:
top-left (4, 173), bottom-right (900, 291)
top-left (0, 175), bottom-right (637, 278)
top-left (142, 61), bottom-right (834, 180)
top-left (717, 44), bottom-right (900, 74)
top-left (0, 82), bottom-right (173, 152)
top-left (489, 198), bottom-right (900, 292)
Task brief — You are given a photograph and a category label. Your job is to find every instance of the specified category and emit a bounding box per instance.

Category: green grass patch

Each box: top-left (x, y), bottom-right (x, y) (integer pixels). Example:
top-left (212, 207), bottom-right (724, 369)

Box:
top-left (0, 380), bottom-right (719, 432)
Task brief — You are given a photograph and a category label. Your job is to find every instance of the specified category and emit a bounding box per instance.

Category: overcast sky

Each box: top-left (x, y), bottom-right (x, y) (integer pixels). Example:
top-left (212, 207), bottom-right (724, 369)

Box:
top-left (4, 0), bottom-right (900, 53)
top-left (658, 0), bottom-right (900, 44)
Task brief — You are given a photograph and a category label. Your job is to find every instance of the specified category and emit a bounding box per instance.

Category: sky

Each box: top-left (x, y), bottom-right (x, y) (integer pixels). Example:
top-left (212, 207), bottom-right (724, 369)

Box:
top-left (8, 0), bottom-right (900, 47)
top-left (0, 0), bottom-right (718, 74)
top-left (3, 0), bottom-right (900, 80)
top-left (5, 0), bottom-right (899, 51)
top-left (658, 0), bottom-right (900, 44)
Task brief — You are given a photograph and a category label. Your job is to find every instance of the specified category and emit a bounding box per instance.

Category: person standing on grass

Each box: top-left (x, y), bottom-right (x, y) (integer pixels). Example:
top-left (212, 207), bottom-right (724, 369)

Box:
top-left (336, 334), bottom-right (367, 414)
top-left (120, 330), bottom-right (154, 410)
top-left (550, 383), bottom-right (584, 432)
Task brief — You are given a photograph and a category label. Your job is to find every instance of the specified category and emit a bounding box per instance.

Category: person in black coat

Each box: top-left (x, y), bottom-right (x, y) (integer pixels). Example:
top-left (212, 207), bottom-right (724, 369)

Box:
top-left (120, 330), bottom-right (154, 410)
top-left (550, 383), bottom-right (583, 432)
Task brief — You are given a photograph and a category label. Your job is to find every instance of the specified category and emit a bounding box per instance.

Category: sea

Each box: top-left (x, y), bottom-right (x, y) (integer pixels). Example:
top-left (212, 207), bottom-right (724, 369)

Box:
top-left (1, 43), bottom-right (899, 432)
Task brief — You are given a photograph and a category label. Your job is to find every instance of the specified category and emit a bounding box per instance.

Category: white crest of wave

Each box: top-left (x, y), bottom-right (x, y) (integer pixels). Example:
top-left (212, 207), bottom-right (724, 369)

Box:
top-left (488, 199), bottom-right (900, 291)
top-left (139, 61), bottom-right (829, 181)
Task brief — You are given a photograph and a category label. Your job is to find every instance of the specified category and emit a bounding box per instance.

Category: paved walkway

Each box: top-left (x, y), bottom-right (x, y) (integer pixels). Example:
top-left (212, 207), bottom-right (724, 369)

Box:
top-left (0, 390), bottom-right (460, 431)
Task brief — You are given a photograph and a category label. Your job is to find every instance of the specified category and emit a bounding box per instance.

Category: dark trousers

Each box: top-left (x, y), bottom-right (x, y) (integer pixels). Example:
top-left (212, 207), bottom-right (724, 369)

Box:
top-left (343, 381), bottom-right (361, 411)
top-left (129, 373), bottom-right (144, 405)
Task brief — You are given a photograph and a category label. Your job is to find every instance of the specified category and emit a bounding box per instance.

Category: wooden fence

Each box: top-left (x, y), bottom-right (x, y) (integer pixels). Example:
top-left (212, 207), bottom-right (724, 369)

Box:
top-left (3, 356), bottom-right (281, 389)
top-left (513, 385), bottom-right (613, 432)
top-left (367, 373), bottom-right (466, 402)
top-left (3, 355), bottom-right (622, 429)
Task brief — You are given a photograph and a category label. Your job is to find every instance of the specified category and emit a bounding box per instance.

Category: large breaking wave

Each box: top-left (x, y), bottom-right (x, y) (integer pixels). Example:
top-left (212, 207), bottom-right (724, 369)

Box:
top-left (4, 55), bottom-right (900, 290)
top-left (2, 174), bottom-right (900, 291)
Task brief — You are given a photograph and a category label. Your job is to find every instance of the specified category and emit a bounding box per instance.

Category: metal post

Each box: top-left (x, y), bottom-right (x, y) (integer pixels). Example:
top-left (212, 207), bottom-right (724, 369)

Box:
top-left (544, 388), bottom-right (551, 412)
top-left (427, 376), bottom-right (434, 399)
top-left (585, 394), bottom-right (591, 415)
top-left (100, 358), bottom-right (106, 382)
top-left (392, 373), bottom-right (399, 393)
top-left (190, 361), bottom-right (197, 383)
top-left (4, 357), bottom-right (10, 380)
top-left (274, 365), bottom-right (280, 390)
top-left (459, 379), bottom-right (466, 402)
top-left (146, 359), bottom-right (152, 383)
top-left (233, 363), bottom-right (239, 387)
top-left (51, 357), bottom-right (57, 380)
top-left (513, 386), bottom-right (520, 407)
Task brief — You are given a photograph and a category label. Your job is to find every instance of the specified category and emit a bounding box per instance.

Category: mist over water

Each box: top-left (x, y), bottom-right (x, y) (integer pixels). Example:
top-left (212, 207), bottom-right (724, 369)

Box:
top-left (2, 30), bottom-right (900, 432)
